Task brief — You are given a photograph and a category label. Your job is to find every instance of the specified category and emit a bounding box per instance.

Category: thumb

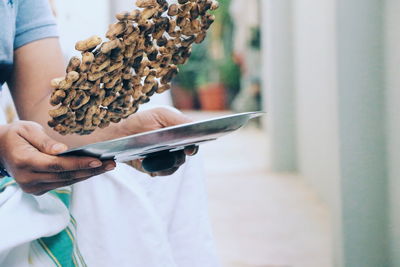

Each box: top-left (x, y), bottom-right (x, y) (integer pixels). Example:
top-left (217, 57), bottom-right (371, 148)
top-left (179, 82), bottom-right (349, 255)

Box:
top-left (18, 122), bottom-right (68, 155)
top-left (154, 107), bottom-right (192, 127)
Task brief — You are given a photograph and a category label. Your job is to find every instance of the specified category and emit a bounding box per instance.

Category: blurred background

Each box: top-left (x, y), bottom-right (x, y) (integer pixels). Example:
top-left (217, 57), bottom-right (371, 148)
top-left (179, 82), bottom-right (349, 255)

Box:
top-left (2, 0), bottom-right (400, 266)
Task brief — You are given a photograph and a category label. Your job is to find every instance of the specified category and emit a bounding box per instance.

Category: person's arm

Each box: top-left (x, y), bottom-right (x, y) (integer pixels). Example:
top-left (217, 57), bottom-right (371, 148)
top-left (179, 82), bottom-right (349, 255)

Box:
top-left (1, 37), bottom-right (194, 195)
top-left (10, 38), bottom-right (194, 145)
top-left (8, 38), bottom-right (195, 176)
top-left (0, 121), bottom-right (116, 195)
top-left (8, 38), bottom-right (121, 147)
top-left (9, 37), bottom-right (197, 174)
top-left (3, 0), bottom-right (197, 193)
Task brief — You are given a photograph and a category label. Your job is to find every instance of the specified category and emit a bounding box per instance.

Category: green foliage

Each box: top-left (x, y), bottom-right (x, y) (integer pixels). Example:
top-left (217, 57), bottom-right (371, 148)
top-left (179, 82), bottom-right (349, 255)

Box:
top-left (250, 27), bottom-right (261, 50)
top-left (214, 0), bottom-right (231, 21)
top-left (219, 56), bottom-right (241, 94)
top-left (175, 41), bottom-right (211, 91)
top-left (174, 0), bottom-right (241, 94)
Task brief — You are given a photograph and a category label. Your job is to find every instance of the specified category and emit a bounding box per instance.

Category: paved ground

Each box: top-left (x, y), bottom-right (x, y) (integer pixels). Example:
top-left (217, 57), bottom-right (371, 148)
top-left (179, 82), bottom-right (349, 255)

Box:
top-left (185, 112), bottom-right (333, 267)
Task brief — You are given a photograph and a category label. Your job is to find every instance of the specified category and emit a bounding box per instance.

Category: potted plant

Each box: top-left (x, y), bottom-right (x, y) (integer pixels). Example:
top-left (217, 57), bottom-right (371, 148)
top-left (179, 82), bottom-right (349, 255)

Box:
top-left (172, 0), bottom-right (241, 111)
top-left (196, 0), bottom-right (239, 111)
top-left (172, 41), bottom-right (210, 110)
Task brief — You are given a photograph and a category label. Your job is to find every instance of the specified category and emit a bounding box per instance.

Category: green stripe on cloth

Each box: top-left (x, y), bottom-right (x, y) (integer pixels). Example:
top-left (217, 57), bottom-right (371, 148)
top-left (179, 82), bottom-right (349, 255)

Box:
top-left (70, 215), bottom-right (77, 228)
top-left (39, 189), bottom-right (76, 267)
top-left (0, 178), bottom-right (86, 266)
top-left (38, 233), bottom-right (73, 267)
top-left (51, 190), bottom-right (71, 208)
top-left (0, 177), bottom-right (16, 192)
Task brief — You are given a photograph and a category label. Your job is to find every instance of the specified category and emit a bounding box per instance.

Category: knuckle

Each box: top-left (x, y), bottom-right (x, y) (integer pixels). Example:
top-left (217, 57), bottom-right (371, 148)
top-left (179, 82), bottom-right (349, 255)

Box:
top-left (17, 123), bottom-right (34, 136)
top-left (39, 140), bottom-right (52, 152)
top-left (57, 171), bottom-right (73, 180)
top-left (20, 124), bottom-right (31, 134)
top-left (16, 176), bottom-right (31, 186)
top-left (21, 121), bottom-right (41, 131)
top-left (13, 153), bottom-right (30, 169)
top-left (9, 122), bottom-right (24, 132)
top-left (66, 159), bottom-right (87, 171)
top-left (88, 168), bottom-right (104, 177)
top-left (16, 173), bottom-right (41, 187)
top-left (12, 122), bottom-right (43, 139)
top-left (76, 160), bottom-right (89, 170)
top-left (46, 162), bottom-right (65, 172)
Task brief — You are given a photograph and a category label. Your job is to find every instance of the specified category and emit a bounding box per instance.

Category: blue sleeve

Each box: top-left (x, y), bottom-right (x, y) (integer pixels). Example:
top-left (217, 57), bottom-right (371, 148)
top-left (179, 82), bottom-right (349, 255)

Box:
top-left (14, 0), bottom-right (59, 50)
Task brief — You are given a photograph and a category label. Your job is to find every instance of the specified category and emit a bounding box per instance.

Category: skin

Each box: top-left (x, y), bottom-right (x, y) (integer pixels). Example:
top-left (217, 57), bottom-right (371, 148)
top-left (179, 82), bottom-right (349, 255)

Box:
top-left (2, 38), bottom-right (197, 195)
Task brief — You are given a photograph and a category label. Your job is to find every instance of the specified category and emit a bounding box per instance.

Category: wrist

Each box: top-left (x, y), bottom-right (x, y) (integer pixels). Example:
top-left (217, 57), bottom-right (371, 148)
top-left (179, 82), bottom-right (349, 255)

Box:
top-left (0, 154), bottom-right (9, 179)
top-left (0, 166), bottom-right (10, 178)
top-left (0, 125), bottom-right (10, 178)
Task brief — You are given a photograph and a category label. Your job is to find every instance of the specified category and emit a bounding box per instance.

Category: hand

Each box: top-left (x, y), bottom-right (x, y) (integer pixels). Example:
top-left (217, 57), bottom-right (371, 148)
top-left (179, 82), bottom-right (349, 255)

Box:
top-left (0, 121), bottom-right (116, 195)
top-left (120, 107), bottom-right (199, 176)
top-left (128, 145), bottom-right (199, 177)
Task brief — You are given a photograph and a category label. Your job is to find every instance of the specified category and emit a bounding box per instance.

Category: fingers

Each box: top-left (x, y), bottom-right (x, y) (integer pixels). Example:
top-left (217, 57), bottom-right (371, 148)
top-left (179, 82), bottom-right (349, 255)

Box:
top-left (184, 145), bottom-right (199, 156)
top-left (173, 151), bottom-right (186, 167)
top-left (142, 151), bottom-right (177, 173)
top-left (31, 160), bottom-right (116, 183)
top-left (16, 122), bottom-right (67, 155)
top-left (151, 151), bottom-right (186, 176)
top-left (142, 150), bottom-right (187, 173)
top-left (19, 161), bottom-right (116, 195)
top-left (25, 176), bottom-right (93, 196)
top-left (32, 155), bottom-right (107, 173)
top-left (141, 150), bottom-right (185, 176)
top-left (1, 121), bottom-right (118, 196)
top-left (127, 143), bottom-right (199, 177)
top-left (135, 146), bottom-right (198, 177)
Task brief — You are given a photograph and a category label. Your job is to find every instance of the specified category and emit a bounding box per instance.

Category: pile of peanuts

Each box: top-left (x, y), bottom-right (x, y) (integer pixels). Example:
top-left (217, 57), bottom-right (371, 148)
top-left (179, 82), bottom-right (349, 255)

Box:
top-left (48, 0), bottom-right (219, 135)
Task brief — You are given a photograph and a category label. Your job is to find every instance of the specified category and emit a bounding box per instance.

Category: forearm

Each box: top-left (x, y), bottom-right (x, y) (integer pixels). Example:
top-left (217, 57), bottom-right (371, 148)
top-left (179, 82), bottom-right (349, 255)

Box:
top-left (8, 38), bottom-right (188, 149)
top-left (8, 38), bottom-right (127, 148)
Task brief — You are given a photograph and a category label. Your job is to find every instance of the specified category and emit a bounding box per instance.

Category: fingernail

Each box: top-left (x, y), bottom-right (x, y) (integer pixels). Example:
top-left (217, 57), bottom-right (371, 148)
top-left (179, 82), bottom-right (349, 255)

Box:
top-left (187, 147), bottom-right (199, 156)
top-left (52, 143), bottom-right (67, 153)
top-left (105, 164), bottom-right (115, 171)
top-left (89, 161), bottom-right (102, 168)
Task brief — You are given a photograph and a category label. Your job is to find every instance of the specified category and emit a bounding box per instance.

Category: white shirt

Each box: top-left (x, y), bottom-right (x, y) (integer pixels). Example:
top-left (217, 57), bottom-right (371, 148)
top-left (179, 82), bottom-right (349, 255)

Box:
top-left (0, 106), bottom-right (220, 266)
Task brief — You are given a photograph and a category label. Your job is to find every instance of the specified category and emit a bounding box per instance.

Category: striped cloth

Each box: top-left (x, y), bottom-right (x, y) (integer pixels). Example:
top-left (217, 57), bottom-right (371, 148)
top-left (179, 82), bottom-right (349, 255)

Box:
top-left (0, 177), bottom-right (87, 267)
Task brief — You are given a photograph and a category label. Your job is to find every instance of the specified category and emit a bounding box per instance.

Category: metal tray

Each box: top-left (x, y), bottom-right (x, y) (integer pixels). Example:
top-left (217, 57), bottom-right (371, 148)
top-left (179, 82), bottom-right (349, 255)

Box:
top-left (59, 111), bottom-right (264, 162)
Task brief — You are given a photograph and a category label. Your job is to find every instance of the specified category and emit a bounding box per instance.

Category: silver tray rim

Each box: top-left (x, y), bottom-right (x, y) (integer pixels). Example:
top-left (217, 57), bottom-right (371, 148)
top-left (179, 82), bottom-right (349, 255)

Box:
top-left (60, 111), bottom-right (264, 159)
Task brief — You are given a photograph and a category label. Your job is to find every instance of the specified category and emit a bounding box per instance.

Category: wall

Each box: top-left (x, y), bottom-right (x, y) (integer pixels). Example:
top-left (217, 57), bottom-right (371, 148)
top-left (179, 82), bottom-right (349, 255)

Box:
top-left (385, 0), bottom-right (400, 265)
top-left (262, 0), bottom-right (342, 204)
top-left (292, 1), bottom-right (342, 264)
top-left (336, 0), bottom-right (388, 265)
top-left (54, 0), bottom-right (110, 57)
top-left (293, 0), bottom-right (341, 211)
top-left (263, 0), bottom-right (390, 266)
top-left (261, 0), bottom-right (297, 172)
top-left (293, 0), bottom-right (389, 265)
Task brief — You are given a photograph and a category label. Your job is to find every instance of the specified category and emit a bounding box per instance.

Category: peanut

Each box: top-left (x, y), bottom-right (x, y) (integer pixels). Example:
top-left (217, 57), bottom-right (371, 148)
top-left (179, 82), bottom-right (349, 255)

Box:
top-left (75, 36), bottom-right (102, 51)
top-left (48, 0), bottom-right (218, 135)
